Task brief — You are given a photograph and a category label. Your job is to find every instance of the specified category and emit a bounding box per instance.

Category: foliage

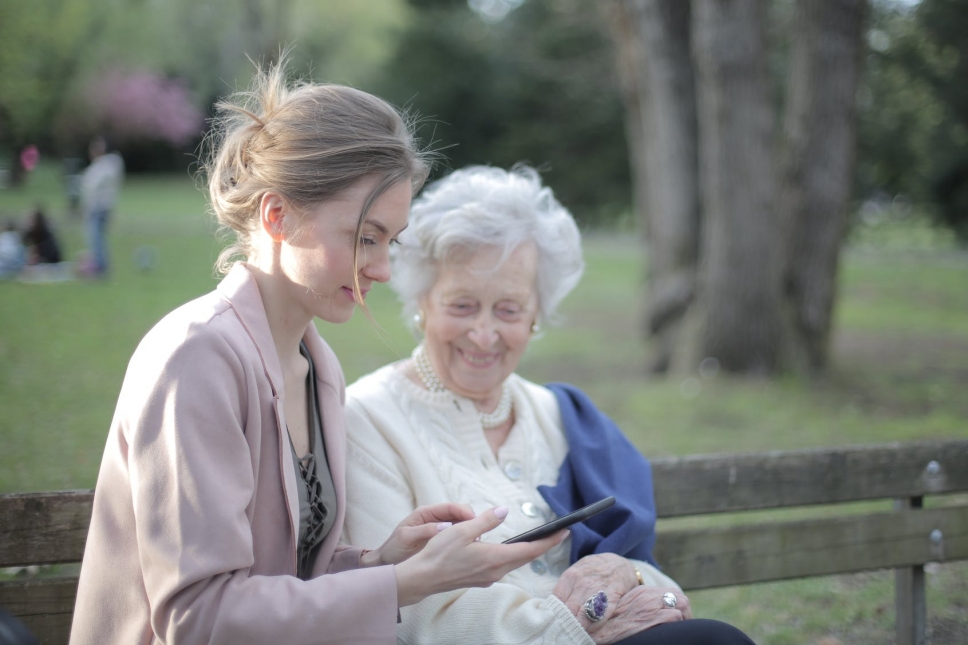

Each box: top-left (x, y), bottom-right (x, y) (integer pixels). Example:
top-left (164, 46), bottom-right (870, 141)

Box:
top-left (1, 0), bottom-right (410, 168)
top-left (372, 0), bottom-right (630, 227)
top-left (857, 0), bottom-right (968, 241)
top-left (0, 0), bottom-right (109, 175)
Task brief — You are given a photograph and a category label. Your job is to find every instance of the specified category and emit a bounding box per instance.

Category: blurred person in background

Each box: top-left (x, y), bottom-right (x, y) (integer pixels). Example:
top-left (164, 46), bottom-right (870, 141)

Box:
top-left (21, 207), bottom-right (62, 265)
top-left (79, 135), bottom-right (124, 277)
top-left (342, 166), bottom-right (754, 645)
top-left (0, 219), bottom-right (26, 278)
top-left (69, 58), bottom-right (564, 645)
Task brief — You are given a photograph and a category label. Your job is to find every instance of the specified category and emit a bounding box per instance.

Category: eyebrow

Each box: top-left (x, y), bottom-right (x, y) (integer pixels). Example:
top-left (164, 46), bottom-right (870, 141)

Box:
top-left (366, 219), bottom-right (408, 236)
top-left (439, 288), bottom-right (533, 301)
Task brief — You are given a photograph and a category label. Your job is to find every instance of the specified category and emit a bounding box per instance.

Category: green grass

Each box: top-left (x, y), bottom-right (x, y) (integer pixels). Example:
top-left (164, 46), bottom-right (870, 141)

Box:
top-left (2, 164), bottom-right (967, 643)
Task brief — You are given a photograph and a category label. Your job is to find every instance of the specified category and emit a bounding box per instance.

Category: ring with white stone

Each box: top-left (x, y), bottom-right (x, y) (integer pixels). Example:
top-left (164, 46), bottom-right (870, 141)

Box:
top-left (662, 592), bottom-right (678, 609)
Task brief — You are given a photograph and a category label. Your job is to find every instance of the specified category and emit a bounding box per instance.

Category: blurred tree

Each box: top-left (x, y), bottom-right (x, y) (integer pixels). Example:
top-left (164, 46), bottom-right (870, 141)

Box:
top-left (3, 0), bottom-right (409, 172)
top-left (606, 1), bottom-right (699, 372)
top-left (858, 0), bottom-right (968, 241)
top-left (0, 0), bottom-right (108, 185)
top-left (372, 0), bottom-right (631, 225)
top-left (607, 0), bottom-right (867, 375)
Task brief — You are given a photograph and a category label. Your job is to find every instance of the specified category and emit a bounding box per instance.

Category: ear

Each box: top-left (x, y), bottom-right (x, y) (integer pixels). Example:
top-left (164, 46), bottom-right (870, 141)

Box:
top-left (259, 192), bottom-right (287, 242)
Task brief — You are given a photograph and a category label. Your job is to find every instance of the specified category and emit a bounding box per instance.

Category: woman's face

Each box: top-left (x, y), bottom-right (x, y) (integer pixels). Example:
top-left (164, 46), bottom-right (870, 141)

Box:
top-left (421, 243), bottom-right (539, 407)
top-left (276, 176), bottom-right (412, 325)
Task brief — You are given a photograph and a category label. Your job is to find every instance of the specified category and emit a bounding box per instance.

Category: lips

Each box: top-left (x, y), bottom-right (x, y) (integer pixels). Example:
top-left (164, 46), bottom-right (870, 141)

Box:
top-left (458, 348), bottom-right (499, 366)
top-left (342, 286), bottom-right (370, 301)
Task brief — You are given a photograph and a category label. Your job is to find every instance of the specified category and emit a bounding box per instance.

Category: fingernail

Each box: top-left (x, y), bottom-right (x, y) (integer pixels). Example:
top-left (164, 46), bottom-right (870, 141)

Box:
top-left (560, 530), bottom-right (570, 542)
top-left (436, 522), bottom-right (452, 531)
top-left (494, 506), bottom-right (509, 519)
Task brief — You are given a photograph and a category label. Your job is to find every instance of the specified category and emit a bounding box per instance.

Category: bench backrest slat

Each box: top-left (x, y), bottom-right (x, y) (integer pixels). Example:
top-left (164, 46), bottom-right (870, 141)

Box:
top-left (0, 490), bottom-right (93, 568)
top-left (654, 505), bottom-right (968, 590)
top-left (651, 440), bottom-right (968, 518)
top-left (0, 578), bottom-right (77, 645)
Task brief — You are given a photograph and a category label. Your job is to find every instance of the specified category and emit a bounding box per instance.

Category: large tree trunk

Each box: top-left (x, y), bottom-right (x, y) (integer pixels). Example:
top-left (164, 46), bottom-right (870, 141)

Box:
top-left (603, 0), bottom-right (700, 373)
top-left (778, 0), bottom-right (868, 373)
top-left (606, 0), bottom-right (866, 377)
top-left (688, 0), bottom-right (783, 374)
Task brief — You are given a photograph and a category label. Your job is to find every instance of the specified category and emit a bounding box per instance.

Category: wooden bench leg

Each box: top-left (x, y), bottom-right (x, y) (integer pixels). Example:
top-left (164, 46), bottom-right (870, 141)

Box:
top-left (894, 496), bottom-right (926, 645)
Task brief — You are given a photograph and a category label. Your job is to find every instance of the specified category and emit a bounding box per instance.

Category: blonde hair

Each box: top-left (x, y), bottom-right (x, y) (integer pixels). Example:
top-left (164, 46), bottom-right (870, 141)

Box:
top-left (202, 55), bottom-right (431, 304)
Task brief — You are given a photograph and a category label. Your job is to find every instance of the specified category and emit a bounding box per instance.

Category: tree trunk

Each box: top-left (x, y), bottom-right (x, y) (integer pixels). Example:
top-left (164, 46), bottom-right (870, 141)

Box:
top-left (606, 0), bottom-right (866, 377)
top-left (603, 0), bottom-right (700, 373)
top-left (688, 0), bottom-right (783, 374)
top-left (778, 0), bottom-right (868, 373)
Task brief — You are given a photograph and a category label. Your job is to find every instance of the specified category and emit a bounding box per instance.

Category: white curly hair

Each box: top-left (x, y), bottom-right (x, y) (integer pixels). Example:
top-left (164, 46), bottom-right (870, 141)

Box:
top-left (390, 164), bottom-right (584, 332)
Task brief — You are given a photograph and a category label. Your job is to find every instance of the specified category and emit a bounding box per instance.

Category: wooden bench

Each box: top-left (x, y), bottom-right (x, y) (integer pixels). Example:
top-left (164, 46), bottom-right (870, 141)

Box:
top-left (2, 439), bottom-right (966, 644)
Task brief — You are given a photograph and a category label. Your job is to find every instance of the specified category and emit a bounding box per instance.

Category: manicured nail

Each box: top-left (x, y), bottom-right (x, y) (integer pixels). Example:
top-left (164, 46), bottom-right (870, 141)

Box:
top-left (560, 530), bottom-right (570, 542)
top-left (494, 506), bottom-right (509, 519)
top-left (436, 522), bottom-right (452, 531)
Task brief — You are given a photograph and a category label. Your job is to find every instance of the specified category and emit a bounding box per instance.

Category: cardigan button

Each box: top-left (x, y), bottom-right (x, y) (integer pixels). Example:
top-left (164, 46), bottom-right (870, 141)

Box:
top-left (503, 461), bottom-right (523, 480)
top-left (521, 502), bottom-right (539, 517)
top-left (530, 559), bottom-right (548, 575)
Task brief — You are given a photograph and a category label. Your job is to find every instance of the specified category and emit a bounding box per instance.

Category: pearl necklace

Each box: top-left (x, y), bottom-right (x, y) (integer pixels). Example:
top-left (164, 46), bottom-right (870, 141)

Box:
top-left (411, 344), bottom-right (513, 429)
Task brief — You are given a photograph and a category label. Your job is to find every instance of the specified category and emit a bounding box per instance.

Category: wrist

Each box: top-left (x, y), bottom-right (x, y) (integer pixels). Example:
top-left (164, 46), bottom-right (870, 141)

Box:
top-left (393, 560), bottom-right (430, 607)
top-left (360, 548), bottom-right (383, 568)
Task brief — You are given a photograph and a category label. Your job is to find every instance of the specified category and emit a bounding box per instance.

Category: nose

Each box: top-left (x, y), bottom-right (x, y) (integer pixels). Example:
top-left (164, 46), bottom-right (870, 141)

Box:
top-left (361, 247), bottom-right (391, 283)
top-left (467, 314), bottom-right (498, 349)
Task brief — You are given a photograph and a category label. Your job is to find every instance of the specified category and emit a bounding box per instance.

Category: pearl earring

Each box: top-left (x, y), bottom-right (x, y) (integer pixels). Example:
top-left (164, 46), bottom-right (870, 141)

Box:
top-left (413, 309), bottom-right (426, 330)
top-left (531, 321), bottom-right (541, 334)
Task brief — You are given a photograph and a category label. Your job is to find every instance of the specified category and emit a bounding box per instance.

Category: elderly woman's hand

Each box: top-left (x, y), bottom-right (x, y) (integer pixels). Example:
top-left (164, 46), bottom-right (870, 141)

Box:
top-left (589, 586), bottom-right (692, 644)
top-left (552, 554), bottom-right (639, 632)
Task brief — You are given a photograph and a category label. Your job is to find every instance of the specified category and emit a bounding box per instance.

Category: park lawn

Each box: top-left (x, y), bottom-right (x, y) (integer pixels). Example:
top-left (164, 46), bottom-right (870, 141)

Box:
top-left (2, 165), bottom-right (967, 643)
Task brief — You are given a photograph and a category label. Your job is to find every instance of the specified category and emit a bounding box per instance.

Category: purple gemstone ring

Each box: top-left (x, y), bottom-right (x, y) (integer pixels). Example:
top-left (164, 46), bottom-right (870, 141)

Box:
top-left (583, 590), bottom-right (608, 622)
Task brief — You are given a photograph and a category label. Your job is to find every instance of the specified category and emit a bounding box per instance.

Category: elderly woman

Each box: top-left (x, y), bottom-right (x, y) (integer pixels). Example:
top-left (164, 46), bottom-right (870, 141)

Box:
top-left (342, 166), bottom-right (754, 645)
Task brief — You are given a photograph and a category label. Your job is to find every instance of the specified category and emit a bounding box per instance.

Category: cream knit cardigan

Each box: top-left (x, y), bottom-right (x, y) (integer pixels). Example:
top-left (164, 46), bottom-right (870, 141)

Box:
top-left (343, 363), bottom-right (677, 645)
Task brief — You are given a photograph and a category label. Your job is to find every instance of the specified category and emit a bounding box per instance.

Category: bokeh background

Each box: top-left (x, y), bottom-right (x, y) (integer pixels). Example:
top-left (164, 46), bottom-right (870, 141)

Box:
top-left (1, 0), bottom-right (966, 643)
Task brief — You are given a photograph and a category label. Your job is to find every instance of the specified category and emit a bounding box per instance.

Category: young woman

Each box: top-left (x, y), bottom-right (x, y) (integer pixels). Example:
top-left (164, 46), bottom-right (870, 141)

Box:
top-left (69, 61), bottom-right (564, 645)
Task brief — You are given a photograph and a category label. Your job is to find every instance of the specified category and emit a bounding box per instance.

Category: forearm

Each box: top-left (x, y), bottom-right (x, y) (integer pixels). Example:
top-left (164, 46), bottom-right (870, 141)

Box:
top-left (153, 565), bottom-right (398, 645)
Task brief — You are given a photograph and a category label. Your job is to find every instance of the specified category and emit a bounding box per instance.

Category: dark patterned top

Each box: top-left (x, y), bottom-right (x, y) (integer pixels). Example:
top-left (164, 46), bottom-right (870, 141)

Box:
top-left (291, 341), bottom-right (337, 580)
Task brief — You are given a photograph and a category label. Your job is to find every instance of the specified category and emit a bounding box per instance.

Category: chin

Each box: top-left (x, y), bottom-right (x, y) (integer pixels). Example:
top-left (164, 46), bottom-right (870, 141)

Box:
top-left (317, 306), bottom-right (356, 325)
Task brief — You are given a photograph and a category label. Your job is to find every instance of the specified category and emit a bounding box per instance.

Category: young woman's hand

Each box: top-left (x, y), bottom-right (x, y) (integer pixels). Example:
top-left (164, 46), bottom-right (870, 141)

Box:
top-left (361, 503), bottom-right (477, 567)
top-left (392, 506), bottom-right (568, 607)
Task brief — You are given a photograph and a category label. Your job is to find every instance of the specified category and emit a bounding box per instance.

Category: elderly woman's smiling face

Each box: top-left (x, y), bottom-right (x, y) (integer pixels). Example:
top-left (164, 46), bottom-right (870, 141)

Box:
top-left (421, 242), bottom-right (539, 410)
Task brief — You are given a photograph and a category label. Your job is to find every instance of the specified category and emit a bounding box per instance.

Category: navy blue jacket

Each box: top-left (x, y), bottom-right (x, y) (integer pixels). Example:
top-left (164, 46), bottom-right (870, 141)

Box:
top-left (538, 383), bottom-right (659, 567)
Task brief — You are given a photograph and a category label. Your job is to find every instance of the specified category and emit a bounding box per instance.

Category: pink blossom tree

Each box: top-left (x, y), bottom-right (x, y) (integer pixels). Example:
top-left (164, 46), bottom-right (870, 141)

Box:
top-left (89, 71), bottom-right (204, 146)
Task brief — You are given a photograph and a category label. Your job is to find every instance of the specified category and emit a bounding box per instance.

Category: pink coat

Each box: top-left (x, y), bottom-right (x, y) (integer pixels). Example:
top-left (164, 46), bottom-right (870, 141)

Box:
top-left (70, 264), bottom-right (399, 645)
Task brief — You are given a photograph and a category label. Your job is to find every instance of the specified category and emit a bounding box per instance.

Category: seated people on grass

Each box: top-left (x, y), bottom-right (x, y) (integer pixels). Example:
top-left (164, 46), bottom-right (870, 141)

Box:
top-left (0, 219), bottom-right (26, 278)
top-left (22, 207), bottom-right (62, 266)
